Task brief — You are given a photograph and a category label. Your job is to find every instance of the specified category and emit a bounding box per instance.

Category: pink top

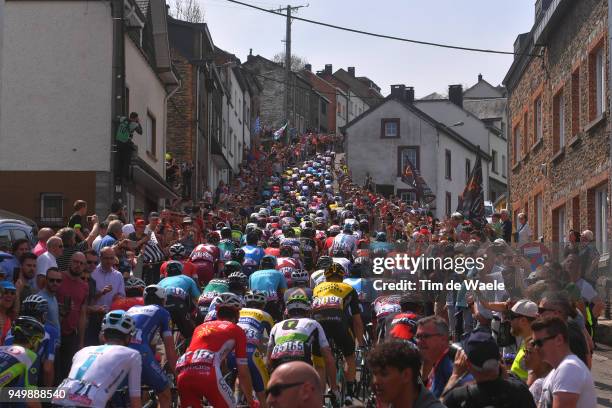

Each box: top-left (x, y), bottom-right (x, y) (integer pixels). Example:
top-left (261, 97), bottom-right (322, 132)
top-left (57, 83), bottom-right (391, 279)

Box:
top-left (33, 241), bottom-right (47, 257)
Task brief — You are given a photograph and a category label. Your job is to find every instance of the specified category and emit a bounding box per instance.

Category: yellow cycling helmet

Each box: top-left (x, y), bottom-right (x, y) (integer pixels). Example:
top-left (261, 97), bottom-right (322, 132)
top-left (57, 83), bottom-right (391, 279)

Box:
top-left (324, 263), bottom-right (345, 280)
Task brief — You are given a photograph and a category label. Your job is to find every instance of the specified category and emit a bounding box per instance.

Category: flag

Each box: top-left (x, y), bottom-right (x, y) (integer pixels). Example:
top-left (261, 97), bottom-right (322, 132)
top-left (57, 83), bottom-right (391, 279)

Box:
top-left (253, 116), bottom-right (262, 135)
top-left (273, 122), bottom-right (288, 141)
top-left (401, 160), bottom-right (436, 204)
top-left (457, 148), bottom-right (486, 228)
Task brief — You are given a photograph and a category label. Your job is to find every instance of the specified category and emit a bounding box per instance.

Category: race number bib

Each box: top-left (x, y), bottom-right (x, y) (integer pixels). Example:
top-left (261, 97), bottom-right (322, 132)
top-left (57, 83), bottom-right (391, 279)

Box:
top-left (271, 341), bottom-right (305, 359)
top-left (312, 295), bottom-right (343, 311)
top-left (55, 378), bottom-right (99, 407)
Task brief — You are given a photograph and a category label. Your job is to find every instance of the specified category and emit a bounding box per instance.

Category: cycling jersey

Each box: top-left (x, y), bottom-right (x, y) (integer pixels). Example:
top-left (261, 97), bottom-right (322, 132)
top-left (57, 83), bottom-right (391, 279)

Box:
top-left (388, 312), bottom-right (419, 341)
top-left (330, 233), bottom-right (357, 255)
top-left (268, 318), bottom-right (329, 368)
top-left (312, 281), bottom-right (360, 324)
top-left (54, 345), bottom-right (142, 407)
top-left (158, 275), bottom-right (201, 299)
top-left (0, 345), bottom-right (39, 389)
top-left (299, 237), bottom-right (317, 270)
top-left (248, 269), bottom-right (288, 302)
top-left (5, 322), bottom-right (58, 364)
top-left (373, 295), bottom-right (402, 340)
top-left (343, 277), bottom-right (375, 303)
top-left (237, 308), bottom-right (274, 349)
top-left (200, 279), bottom-right (230, 304)
top-left (309, 269), bottom-right (326, 289)
top-left (160, 260), bottom-right (198, 280)
top-left (276, 257), bottom-right (301, 286)
top-left (110, 296), bottom-right (144, 311)
top-left (218, 240), bottom-right (236, 261)
top-left (264, 247), bottom-right (281, 257)
top-left (190, 244), bottom-right (220, 264)
top-left (242, 245), bottom-right (265, 269)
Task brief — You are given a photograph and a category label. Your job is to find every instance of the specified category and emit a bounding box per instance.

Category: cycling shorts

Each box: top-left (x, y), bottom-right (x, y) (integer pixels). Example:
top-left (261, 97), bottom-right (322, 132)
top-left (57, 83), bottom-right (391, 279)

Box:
top-left (131, 346), bottom-right (170, 393)
top-left (319, 320), bottom-right (355, 357)
top-left (193, 261), bottom-right (215, 287)
top-left (177, 365), bottom-right (234, 408)
top-left (165, 295), bottom-right (195, 339)
top-left (227, 346), bottom-right (269, 393)
top-left (264, 300), bottom-right (283, 322)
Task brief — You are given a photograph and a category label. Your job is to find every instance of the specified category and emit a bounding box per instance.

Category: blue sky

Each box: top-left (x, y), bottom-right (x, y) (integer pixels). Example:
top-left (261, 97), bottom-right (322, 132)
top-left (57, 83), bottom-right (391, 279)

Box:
top-left (198, 0), bottom-right (535, 97)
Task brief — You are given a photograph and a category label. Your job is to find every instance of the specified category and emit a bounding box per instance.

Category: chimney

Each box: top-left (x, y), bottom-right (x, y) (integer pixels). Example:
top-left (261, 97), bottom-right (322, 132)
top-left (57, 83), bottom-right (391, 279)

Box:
top-left (390, 84), bottom-right (406, 100)
top-left (448, 84), bottom-right (463, 108)
top-left (324, 64), bottom-right (332, 75)
top-left (405, 87), bottom-right (414, 104)
top-left (348, 67), bottom-right (355, 77)
top-left (478, 73), bottom-right (483, 82)
top-left (304, 64), bottom-right (312, 72)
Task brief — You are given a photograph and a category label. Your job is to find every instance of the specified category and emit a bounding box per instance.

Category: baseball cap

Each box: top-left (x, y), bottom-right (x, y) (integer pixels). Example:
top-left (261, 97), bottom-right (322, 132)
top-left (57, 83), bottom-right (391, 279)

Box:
top-left (135, 219), bottom-right (146, 227)
top-left (464, 330), bottom-right (499, 370)
top-left (122, 224), bottom-right (135, 236)
top-left (0, 281), bottom-right (16, 291)
top-left (133, 208), bottom-right (144, 214)
top-left (511, 299), bottom-right (538, 318)
top-left (149, 211), bottom-right (160, 219)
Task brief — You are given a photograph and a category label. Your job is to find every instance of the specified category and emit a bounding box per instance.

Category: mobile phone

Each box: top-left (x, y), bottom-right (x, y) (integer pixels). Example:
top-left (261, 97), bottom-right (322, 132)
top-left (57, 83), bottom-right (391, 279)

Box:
top-left (87, 215), bottom-right (93, 224)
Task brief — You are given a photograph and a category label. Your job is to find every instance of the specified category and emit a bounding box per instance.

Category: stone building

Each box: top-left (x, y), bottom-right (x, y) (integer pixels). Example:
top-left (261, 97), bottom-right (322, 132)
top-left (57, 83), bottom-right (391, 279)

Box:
top-left (504, 0), bottom-right (610, 259)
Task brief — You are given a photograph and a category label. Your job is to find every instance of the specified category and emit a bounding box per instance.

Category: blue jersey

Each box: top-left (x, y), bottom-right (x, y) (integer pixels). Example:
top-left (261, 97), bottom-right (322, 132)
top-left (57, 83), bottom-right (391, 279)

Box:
top-left (242, 245), bottom-right (265, 266)
top-left (126, 304), bottom-right (172, 352)
top-left (249, 269), bottom-right (287, 302)
top-left (159, 275), bottom-right (201, 299)
top-left (5, 322), bottom-right (59, 363)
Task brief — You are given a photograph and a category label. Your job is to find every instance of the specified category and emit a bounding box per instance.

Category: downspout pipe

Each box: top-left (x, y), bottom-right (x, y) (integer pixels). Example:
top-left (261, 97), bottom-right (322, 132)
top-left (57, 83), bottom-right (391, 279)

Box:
top-left (111, 0), bottom-right (126, 204)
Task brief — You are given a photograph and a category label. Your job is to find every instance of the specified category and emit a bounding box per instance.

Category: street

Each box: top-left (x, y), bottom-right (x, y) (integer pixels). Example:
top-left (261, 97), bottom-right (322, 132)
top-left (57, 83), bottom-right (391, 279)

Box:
top-left (594, 344), bottom-right (612, 407)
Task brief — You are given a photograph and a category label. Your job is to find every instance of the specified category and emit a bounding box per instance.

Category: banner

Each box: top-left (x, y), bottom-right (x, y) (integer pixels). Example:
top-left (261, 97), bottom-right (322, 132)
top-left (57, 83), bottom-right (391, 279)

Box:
top-left (401, 159), bottom-right (436, 204)
top-left (457, 149), bottom-right (486, 228)
top-left (273, 122), bottom-right (288, 141)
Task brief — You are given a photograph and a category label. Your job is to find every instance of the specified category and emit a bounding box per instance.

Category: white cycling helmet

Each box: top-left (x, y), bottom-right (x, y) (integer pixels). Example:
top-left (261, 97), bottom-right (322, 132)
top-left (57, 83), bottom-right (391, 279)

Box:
top-left (291, 269), bottom-right (309, 284)
top-left (244, 291), bottom-right (267, 306)
top-left (144, 284), bottom-right (167, 303)
top-left (215, 292), bottom-right (244, 311)
top-left (101, 310), bottom-right (136, 335)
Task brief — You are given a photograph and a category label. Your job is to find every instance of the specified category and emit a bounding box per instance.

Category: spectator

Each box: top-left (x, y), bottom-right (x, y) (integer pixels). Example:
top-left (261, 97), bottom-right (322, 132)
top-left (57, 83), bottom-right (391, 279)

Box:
top-left (563, 252), bottom-right (604, 335)
top-left (509, 299), bottom-right (538, 381)
top-left (443, 330), bottom-right (536, 408)
top-left (92, 221), bottom-right (109, 254)
top-left (367, 340), bottom-right (444, 408)
top-left (16, 252), bottom-right (37, 304)
top-left (33, 227), bottom-right (55, 256)
top-left (55, 221), bottom-right (98, 271)
top-left (416, 315), bottom-right (453, 398)
top-left (579, 229), bottom-right (600, 284)
top-left (38, 267), bottom-right (62, 330)
top-left (0, 238), bottom-right (30, 281)
top-left (0, 281), bottom-right (16, 345)
top-left (524, 336), bottom-right (551, 403)
top-left (83, 250), bottom-right (105, 347)
top-left (92, 247), bottom-right (125, 311)
top-left (36, 236), bottom-right (63, 290)
top-left (500, 209), bottom-right (512, 243)
top-left (109, 201), bottom-right (126, 223)
top-left (531, 316), bottom-right (596, 408)
top-left (98, 219), bottom-right (124, 254)
top-left (56, 251), bottom-right (89, 382)
top-left (265, 361), bottom-right (324, 408)
top-left (68, 199), bottom-right (88, 241)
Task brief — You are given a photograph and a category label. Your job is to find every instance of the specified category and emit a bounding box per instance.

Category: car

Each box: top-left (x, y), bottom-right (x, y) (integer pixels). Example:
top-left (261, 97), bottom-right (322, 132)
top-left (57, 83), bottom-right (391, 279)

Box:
top-left (484, 201), bottom-right (494, 224)
top-left (0, 209), bottom-right (38, 250)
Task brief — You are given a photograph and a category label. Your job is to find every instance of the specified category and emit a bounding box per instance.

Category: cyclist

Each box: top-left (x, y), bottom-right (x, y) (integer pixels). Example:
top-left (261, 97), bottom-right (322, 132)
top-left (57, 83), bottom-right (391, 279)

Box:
top-left (242, 231), bottom-right (265, 276)
top-left (111, 276), bottom-right (146, 311)
top-left (54, 310), bottom-right (142, 408)
top-left (299, 227), bottom-right (318, 272)
top-left (264, 235), bottom-right (281, 257)
top-left (372, 294), bottom-right (402, 343)
top-left (218, 227), bottom-right (237, 261)
top-left (276, 245), bottom-right (301, 286)
top-left (126, 285), bottom-right (177, 408)
top-left (159, 261), bottom-right (200, 339)
top-left (158, 261), bottom-right (201, 305)
top-left (176, 292), bottom-right (259, 408)
top-left (249, 255), bottom-right (287, 321)
top-left (387, 293), bottom-right (423, 344)
top-left (230, 291), bottom-right (273, 406)
top-left (0, 316), bottom-right (45, 407)
top-left (309, 255), bottom-right (333, 289)
top-left (312, 263), bottom-right (364, 404)
top-left (189, 233), bottom-right (221, 286)
top-left (198, 270), bottom-right (231, 320)
top-left (204, 272), bottom-right (248, 322)
top-left (162, 243), bottom-right (197, 281)
top-left (329, 224), bottom-right (357, 258)
top-left (267, 294), bottom-right (339, 400)
top-left (284, 270), bottom-right (313, 302)
top-left (5, 294), bottom-right (58, 387)
top-left (343, 261), bottom-right (375, 330)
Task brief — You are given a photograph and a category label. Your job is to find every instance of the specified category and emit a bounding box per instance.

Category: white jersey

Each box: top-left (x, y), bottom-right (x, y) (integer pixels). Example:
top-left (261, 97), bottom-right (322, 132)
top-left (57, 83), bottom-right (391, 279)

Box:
top-left (53, 344), bottom-right (142, 407)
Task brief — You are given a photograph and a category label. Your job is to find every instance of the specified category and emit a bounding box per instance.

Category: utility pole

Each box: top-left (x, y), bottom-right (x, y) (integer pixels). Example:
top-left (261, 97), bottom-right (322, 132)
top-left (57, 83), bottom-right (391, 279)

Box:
top-left (272, 4), bottom-right (308, 144)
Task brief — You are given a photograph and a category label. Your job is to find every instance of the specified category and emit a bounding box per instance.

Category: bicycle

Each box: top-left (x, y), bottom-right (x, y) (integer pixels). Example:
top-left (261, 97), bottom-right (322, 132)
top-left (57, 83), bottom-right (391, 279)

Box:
top-left (324, 340), bottom-right (346, 408)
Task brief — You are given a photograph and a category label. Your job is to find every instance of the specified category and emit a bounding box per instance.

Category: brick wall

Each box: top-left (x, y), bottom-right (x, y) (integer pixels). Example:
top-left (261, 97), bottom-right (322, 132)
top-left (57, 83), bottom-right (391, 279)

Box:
top-left (167, 49), bottom-right (195, 164)
top-left (507, 0), bottom-right (610, 242)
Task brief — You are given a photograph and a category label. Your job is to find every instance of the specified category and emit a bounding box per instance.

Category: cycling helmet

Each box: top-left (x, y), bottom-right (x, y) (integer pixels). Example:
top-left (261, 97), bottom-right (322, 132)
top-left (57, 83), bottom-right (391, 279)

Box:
top-left (101, 310), bottom-right (136, 335)
top-left (328, 225), bottom-right (341, 235)
top-left (375, 232), bottom-right (387, 242)
top-left (285, 294), bottom-right (311, 312)
top-left (324, 263), bottom-right (345, 280)
top-left (169, 243), bottom-right (187, 258)
top-left (224, 260), bottom-right (242, 274)
top-left (12, 316), bottom-right (45, 346)
top-left (207, 231), bottom-right (220, 245)
top-left (260, 255), bottom-right (277, 269)
top-left (125, 277), bottom-right (146, 292)
top-left (279, 245), bottom-right (293, 257)
top-left (316, 256), bottom-right (333, 269)
top-left (268, 235), bottom-right (281, 247)
top-left (291, 269), bottom-right (309, 284)
top-left (231, 248), bottom-right (245, 263)
top-left (166, 260), bottom-right (184, 276)
top-left (220, 227), bottom-right (232, 239)
top-left (342, 223), bottom-right (353, 233)
top-left (21, 294), bottom-right (48, 318)
top-left (143, 284), bottom-right (166, 304)
top-left (215, 292), bottom-right (243, 311)
top-left (228, 272), bottom-right (248, 287)
top-left (244, 290), bottom-right (267, 307)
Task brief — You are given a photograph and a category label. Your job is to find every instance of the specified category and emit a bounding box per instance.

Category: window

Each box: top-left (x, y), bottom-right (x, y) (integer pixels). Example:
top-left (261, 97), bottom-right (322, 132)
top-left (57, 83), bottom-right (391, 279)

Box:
top-left (399, 191), bottom-right (417, 203)
top-left (595, 185), bottom-right (608, 254)
top-left (40, 193), bottom-right (64, 222)
top-left (523, 112), bottom-right (528, 155)
top-left (146, 111), bottom-right (156, 157)
top-left (571, 69), bottom-right (580, 136)
top-left (337, 101), bottom-right (341, 116)
top-left (397, 146), bottom-right (420, 176)
top-left (535, 193), bottom-right (543, 240)
top-left (513, 125), bottom-right (521, 164)
top-left (502, 155), bottom-right (506, 177)
top-left (445, 192), bottom-right (452, 217)
top-left (492, 150), bottom-right (498, 174)
top-left (445, 150), bottom-right (452, 180)
top-left (553, 205), bottom-right (566, 245)
top-left (534, 96), bottom-right (542, 143)
top-left (589, 44), bottom-right (606, 120)
top-left (465, 158), bottom-right (471, 183)
top-left (321, 102), bottom-right (327, 115)
top-left (381, 119), bottom-right (400, 138)
top-left (553, 90), bottom-right (565, 152)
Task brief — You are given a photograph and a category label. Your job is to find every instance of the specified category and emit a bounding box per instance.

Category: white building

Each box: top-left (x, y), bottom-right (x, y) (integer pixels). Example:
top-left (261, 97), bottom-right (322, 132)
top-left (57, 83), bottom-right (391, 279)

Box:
top-left (345, 85), bottom-right (490, 218)
top-left (0, 0), bottom-right (179, 224)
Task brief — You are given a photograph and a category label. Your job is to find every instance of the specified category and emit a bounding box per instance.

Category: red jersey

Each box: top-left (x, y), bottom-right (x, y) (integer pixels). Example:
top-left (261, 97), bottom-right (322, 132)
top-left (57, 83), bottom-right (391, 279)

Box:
top-left (190, 244), bottom-right (220, 264)
top-left (264, 247), bottom-right (281, 257)
top-left (111, 297), bottom-right (144, 311)
top-left (388, 312), bottom-right (419, 341)
top-left (324, 236), bottom-right (335, 253)
top-left (178, 320), bottom-right (247, 370)
top-left (161, 260), bottom-right (198, 279)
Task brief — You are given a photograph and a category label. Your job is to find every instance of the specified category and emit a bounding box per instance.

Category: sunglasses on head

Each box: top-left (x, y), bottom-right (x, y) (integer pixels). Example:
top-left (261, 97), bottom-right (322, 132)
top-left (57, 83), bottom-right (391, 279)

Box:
top-left (264, 382), bottom-right (304, 397)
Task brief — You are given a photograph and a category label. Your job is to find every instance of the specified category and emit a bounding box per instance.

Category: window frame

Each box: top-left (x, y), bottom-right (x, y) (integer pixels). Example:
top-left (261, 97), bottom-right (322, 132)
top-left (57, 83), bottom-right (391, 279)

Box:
top-left (146, 110), bottom-right (157, 158)
top-left (595, 184), bottom-right (609, 255)
top-left (381, 118), bottom-right (400, 139)
top-left (502, 155), bottom-right (506, 177)
top-left (40, 193), bottom-right (64, 222)
top-left (553, 89), bottom-right (565, 153)
top-left (492, 150), bottom-right (498, 174)
top-left (534, 96), bottom-right (543, 143)
top-left (445, 192), bottom-right (452, 217)
top-left (513, 124), bottom-right (521, 164)
top-left (396, 146), bottom-right (420, 177)
top-left (445, 149), bottom-right (452, 180)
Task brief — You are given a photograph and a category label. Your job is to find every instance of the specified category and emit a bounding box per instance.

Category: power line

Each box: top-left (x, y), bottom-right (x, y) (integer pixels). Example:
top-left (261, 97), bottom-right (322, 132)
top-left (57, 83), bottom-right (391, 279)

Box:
top-left (223, 0), bottom-right (541, 57)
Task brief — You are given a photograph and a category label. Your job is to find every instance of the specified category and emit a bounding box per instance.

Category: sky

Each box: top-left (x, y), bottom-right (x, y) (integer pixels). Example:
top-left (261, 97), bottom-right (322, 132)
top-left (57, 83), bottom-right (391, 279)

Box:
top-left (196, 0), bottom-right (535, 98)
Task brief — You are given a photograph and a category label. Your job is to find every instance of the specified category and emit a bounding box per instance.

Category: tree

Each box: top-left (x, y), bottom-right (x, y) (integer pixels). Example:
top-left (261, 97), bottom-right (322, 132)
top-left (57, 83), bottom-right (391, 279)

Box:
top-left (172, 0), bottom-right (204, 23)
top-left (272, 52), bottom-right (309, 72)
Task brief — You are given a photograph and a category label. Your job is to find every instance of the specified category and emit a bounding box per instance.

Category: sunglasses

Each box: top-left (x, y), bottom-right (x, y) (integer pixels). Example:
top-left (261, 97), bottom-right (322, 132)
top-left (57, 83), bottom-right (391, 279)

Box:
top-left (265, 382), bottom-right (304, 397)
top-left (532, 334), bottom-right (557, 348)
top-left (48, 278), bottom-right (63, 284)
